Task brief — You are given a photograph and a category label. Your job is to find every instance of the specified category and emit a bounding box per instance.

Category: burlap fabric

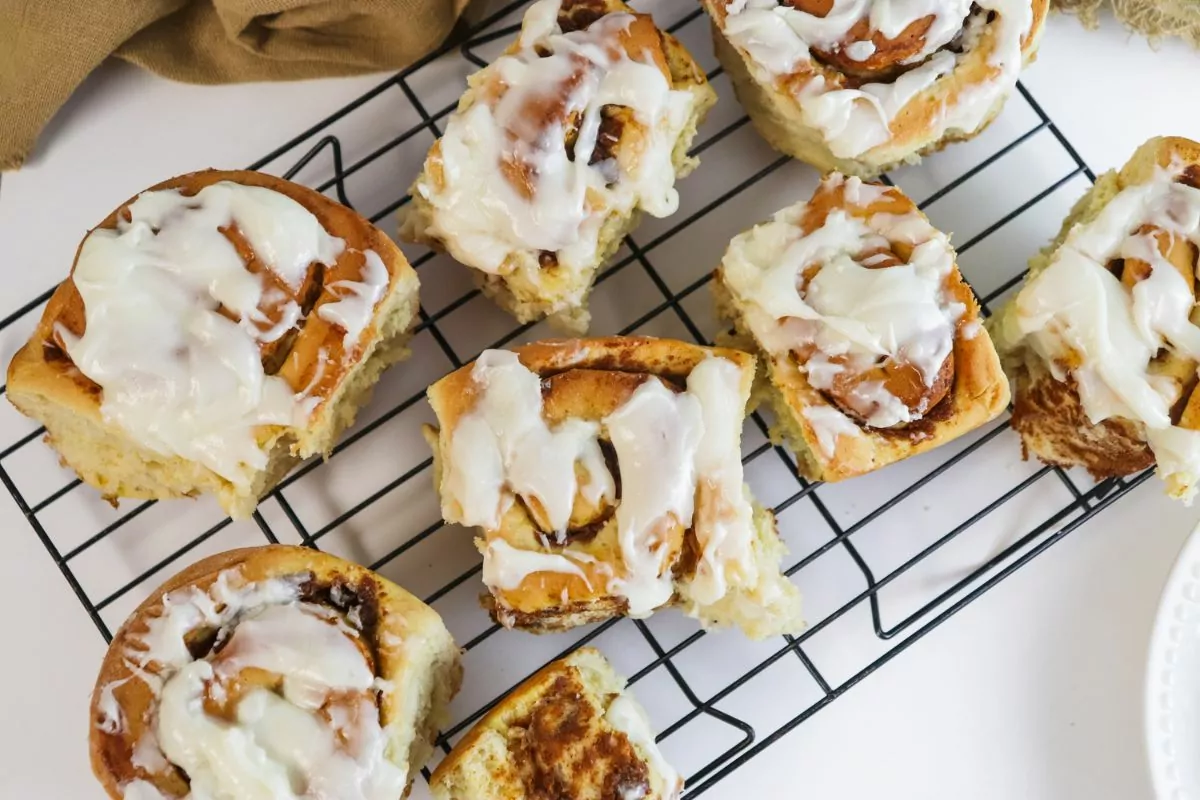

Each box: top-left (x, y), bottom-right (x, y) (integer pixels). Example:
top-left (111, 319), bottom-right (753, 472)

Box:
top-left (0, 0), bottom-right (472, 170)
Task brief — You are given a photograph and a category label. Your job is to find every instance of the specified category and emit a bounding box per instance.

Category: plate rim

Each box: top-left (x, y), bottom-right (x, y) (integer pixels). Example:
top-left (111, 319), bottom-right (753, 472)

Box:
top-left (1145, 521), bottom-right (1200, 799)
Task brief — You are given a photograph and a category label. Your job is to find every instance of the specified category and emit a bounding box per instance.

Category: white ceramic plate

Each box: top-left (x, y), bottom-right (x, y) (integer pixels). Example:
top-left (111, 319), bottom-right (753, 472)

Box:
top-left (1147, 522), bottom-right (1200, 799)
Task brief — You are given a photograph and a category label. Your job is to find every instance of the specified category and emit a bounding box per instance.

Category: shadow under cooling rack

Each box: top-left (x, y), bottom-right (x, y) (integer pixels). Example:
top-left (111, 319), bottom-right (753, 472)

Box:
top-left (0, 0), bottom-right (1154, 795)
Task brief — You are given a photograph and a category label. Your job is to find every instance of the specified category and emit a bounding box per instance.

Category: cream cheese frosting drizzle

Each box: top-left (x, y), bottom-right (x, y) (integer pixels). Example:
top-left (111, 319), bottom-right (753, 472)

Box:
top-left (316, 248), bottom-right (391, 356)
top-left (60, 182), bottom-right (346, 489)
top-left (413, 0), bottom-right (696, 286)
top-left (1000, 161), bottom-right (1200, 501)
top-left (720, 0), bottom-right (1033, 158)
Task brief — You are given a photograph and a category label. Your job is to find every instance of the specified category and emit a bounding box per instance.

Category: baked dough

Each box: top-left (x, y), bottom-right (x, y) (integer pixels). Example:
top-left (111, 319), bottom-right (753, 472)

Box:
top-left (991, 136), bottom-right (1200, 501)
top-left (400, 0), bottom-right (716, 332)
top-left (424, 336), bottom-right (804, 639)
top-left (701, 0), bottom-right (1048, 177)
top-left (715, 173), bottom-right (1009, 481)
top-left (7, 169), bottom-right (420, 519)
top-left (430, 648), bottom-right (680, 800)
top-left (89, 545), bottom-right (461, 800)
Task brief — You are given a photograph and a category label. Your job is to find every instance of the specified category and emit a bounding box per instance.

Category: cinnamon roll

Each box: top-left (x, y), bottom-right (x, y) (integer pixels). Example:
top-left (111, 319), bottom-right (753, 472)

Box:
top-left (992, 136), bottom-right (1200, 502)
top-left (430, 648), bottom-right (680, 800)
top-left (399, 0), bottom-right (716, 333)
top-left (714, 173), bottom-right (1009, 480)
top-left (89, 545), bottom-right (461, 800)
top-left (6, 169), bottom-right (419, 519)
top-left (701, 0), bottom-right (1049, 177)
top-left (423, 336), bottom-right (803, 639)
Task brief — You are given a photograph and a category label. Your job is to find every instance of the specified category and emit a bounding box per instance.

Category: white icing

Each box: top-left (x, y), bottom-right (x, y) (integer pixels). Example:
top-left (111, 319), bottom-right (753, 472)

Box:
top-left (441, 349), bottom-right (758, 617)
top-left (131, 730), bottom-right (171, 774)
top-left (802, 404), bottom-right (863, 457)
top-left (681, 358), bottom-right (759, 606)
top-left (117, 569), bottom-right (405, 800)
top-left (604, 377), bottom-right (705, 615)
top-left (316, 249), bottom-right (391, 354)
top-left (61, 182), bottom-right (344, 489)
top-left (157, 662), bottom-right (392, 800)
top-left (296, 348), bottom-right (331, 419)
top-left (843, 40), bottom-right (876, 61)
top-left (212, 604), bottom-right (376, 705)
top-left (1004, 161), bottom-right (1200, 501)
top-left (97, 678), bottom-right (128, 734)
top-left (441, 349), bottom-right (615, 532)
top-left (482, 538), bottom-right (595, 590)
top-left (605, 693), bottom-right (681, 800)
top-left (720, 174), bottom-right (964, 429)
top-left (132, 571), bottom-right (303, 675)
top-left (519, 0), bottom-right (565, 46)
top-left (156, 604), bottom-right (404, 800)
top-left (414, 2), bottom-right (696, 290)
top-left (721, 0), bottom-right (1033, 158)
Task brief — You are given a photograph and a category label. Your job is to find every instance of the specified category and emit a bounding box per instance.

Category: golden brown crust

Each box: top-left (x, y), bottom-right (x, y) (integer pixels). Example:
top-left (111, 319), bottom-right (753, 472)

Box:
top-left (703, 0), bottom-right (1049, 177)
top-left (997, 136), bottom-right (1200, 485)
top-left (400, 0), bottom-right (717, 332)
top-left (6, 169), bottom-right (420, 518)
top-left (1010, 362), bottom-right (1154, 479)
top-left (89, 545), bottom-right (461, 800)
top-left (430, 648), bottom-right (669, 800)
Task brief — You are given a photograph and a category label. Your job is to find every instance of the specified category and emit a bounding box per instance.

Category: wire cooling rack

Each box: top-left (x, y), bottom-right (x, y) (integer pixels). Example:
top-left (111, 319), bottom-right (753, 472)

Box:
top-left (0, 0), bottom-right (1156, 795)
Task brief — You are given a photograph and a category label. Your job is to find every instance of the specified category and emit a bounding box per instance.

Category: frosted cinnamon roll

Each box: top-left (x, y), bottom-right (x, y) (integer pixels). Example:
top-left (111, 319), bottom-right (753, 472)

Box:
top-left (992, 136), bottom-right (1200, 502)
top-left (400, 0), bottom-right (716, 333)
top-left (431, 648), bottom-right (680, 800)
top-left (6, 169), bottom-right (419, 519)
top-left (89, 545), bottom-right (461, 800)
top-left (423, 337), bottom-right (803, 639)
top-left (701, 0), bottom-right (1048, 177)
top-left (715, 174), bottom-right (1009, 480)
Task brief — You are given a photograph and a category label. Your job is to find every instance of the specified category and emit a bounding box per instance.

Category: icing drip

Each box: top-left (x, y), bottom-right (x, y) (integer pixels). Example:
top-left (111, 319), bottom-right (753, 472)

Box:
top-left (603, 376), bottom-right (705, 613)
top-left (440, 350), bottom-right (758, 617)
top-left (316, 249), bottom-right (391, 355)
top-left (482, 539), bottom-right (597, 590)
top-left (721, 0), bottom-right (1034, 158)
top-left (97, 678), bottom-right (129, 734)
top-left (1001, 160), bottom-right (1200, 501)
top-left (60, 182), bottom-right (345, 488)
top-left (802, 405), bottom-right (864, 457)
top-left (672, 357), bottom-right (759, 606)
top-left (415, 0), bottom-right (696, 284)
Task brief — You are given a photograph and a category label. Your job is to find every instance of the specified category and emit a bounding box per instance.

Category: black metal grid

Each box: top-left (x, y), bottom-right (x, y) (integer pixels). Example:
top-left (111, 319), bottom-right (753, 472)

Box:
top-left (0, 0), bottom-right (1155, 795)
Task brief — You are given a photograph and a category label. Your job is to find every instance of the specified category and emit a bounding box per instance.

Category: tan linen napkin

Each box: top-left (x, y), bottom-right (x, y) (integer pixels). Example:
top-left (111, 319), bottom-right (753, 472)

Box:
top-left (1053, 0), bottom-right (1200, 46)
top-left (0, 0), bottom-right (472, 171)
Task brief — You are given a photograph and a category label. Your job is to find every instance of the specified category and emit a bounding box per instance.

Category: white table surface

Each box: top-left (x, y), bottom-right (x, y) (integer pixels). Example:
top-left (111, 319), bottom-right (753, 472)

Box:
top-left (1, 10), bottom-right (1199, 799)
